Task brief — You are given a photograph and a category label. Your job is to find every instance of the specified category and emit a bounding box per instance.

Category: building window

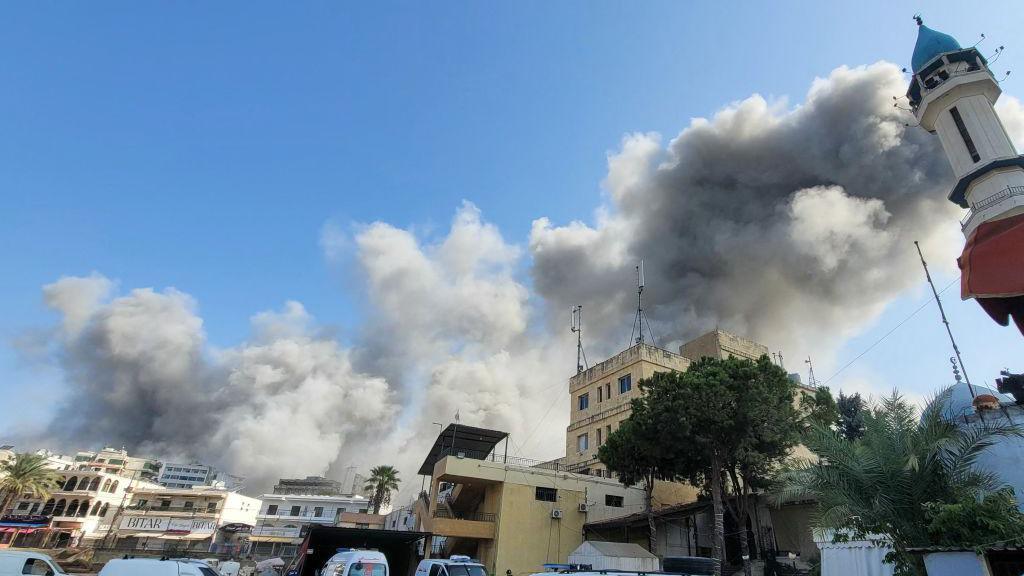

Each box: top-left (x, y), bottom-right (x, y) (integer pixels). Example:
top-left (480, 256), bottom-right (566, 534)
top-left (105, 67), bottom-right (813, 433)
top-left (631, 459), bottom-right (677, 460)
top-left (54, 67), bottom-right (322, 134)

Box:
top-left (267, 504), bottom-right (278, 515)
top-left (290, 505), bottom-right (301, 516)
top-left (597, 386), bottom-right (603, 402)
top-left (207, 502), bottom-right (217, 513)
top-left (618, 374), bottom-right (632, 394)
top-left (16, 502), bottom-right (29, 511)
top-left (606, 425), bottom-right (612, 440)
top-left (596, 428), bottom-right (603, 446)
top-left (950, 106), bottom-right (981, 163)
top-left (183, 501), bottom-right (194, 510)
top-left (606, 383), bottom-right (611, 399)
top-left (314, 506), bottom-right (324, 517)
top-left (535, 487), bottom-right (557, 502)
top-left (160, 499), bottom-right (171, 509)
top-left (359, 508), bottom-right (368, 514)
top-left (577, 433), bottom-right (589, 453)
top-left (578, 393), bottom-right (589, 411)
top-left (605, 495), bottom-right (624, 507)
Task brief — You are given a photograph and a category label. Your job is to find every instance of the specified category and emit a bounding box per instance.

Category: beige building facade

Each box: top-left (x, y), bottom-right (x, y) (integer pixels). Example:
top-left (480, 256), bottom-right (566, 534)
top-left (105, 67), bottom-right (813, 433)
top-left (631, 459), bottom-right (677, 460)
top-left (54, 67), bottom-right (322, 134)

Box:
top-left (415, 451), bottom-right (647, 576)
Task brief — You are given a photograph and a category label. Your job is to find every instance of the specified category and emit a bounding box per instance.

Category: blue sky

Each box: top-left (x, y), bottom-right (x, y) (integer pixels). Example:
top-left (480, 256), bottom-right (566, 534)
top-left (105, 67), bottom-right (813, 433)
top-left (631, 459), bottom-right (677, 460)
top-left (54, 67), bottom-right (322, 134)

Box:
top-left (2, 1), bottom-right (1022, 434)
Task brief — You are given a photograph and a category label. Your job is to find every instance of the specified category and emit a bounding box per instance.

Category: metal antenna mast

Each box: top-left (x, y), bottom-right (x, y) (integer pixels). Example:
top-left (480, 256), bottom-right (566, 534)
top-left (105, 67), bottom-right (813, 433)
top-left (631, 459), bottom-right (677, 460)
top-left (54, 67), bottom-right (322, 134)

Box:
top-left (914, 241), bottom-right (975, 396)
top-left (571, 305), bottom-right (588, 374)
top-left (629, 259), bottom-right (657, 346)
top-left (805, 357), bottom-right (818, 388)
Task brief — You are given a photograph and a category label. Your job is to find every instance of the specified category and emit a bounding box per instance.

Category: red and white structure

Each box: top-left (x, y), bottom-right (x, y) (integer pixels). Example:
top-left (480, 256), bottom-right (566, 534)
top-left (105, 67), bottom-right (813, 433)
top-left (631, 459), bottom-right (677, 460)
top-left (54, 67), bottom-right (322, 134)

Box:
top-left (907, 17), bottom-right (1024, 333)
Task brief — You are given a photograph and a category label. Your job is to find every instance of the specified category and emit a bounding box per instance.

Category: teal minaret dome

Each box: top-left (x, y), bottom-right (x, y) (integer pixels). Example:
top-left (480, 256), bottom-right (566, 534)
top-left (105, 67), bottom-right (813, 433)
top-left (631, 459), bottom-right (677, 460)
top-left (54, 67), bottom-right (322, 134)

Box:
top-left (912, 17), bottom-right (962, 73)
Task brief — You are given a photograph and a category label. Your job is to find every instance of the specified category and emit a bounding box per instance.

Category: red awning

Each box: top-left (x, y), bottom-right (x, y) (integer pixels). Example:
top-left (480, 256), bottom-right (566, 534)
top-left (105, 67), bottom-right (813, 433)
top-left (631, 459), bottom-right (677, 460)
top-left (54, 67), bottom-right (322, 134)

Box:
top-left (959, 212), bottom-right (1024, 334)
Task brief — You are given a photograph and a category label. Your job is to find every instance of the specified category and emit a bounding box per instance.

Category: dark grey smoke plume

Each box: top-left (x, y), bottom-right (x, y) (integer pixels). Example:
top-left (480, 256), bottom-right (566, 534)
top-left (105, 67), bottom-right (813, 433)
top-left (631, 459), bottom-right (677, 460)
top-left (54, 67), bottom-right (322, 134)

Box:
top-left (22, 62), bottom-right (1024, 494)
top-left (531, 63), bottom-right (967, 358)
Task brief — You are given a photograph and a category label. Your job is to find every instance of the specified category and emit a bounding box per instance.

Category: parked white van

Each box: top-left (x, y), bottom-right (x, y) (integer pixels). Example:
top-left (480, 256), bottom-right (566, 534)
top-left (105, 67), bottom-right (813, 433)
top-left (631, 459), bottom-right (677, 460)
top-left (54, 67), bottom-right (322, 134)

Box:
top-left (414, 555), bottom-right (486, 576)
top-left (319, 549), bottom-right (388, 576)
top-left (98, 558), bottom-right (220, 576)
top-left (0, 551), bottom-right (66, 576)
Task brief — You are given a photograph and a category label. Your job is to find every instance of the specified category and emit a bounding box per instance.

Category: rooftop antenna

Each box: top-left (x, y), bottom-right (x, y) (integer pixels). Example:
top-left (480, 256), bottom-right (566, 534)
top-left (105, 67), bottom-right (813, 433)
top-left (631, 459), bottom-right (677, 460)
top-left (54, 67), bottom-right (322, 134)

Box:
top-left (914, 241), bottom-right (975, 397)
top-left (629, 260), bottom-right (657, 347)
top-left (571, 305), bottom-right (589, 374)
top-left (805, 357), bottom-right (819, 388)
top-left (773, 351), bottom-right (786, 370)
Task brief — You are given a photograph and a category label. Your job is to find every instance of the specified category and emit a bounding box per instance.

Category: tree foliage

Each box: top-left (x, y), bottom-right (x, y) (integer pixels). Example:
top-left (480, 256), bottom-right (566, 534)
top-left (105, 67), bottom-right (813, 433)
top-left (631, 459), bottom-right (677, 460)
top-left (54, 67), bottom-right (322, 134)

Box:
top-left (836, 392), bottom-right (866, 440)
top-left (364, 465), bottom-right (400, 515)
top-left (775, 391), bottom-right (1024, 575)
top-left (801, 386), bottom-right (838, 430)
top-left (600, 355), bottom-right (801, 576)
top-left (0, 453), bottom-right (62, 515)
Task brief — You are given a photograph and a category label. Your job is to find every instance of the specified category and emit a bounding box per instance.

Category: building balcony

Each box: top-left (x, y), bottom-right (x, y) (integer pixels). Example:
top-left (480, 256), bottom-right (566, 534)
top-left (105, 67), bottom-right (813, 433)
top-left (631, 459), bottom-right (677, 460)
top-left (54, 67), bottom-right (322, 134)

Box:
top-left (426, 510), bottom-right (496, 540)
top-left (961, 184), bottom-right (1024, 233)
top-left (126, 506), bottom-right (218, 517)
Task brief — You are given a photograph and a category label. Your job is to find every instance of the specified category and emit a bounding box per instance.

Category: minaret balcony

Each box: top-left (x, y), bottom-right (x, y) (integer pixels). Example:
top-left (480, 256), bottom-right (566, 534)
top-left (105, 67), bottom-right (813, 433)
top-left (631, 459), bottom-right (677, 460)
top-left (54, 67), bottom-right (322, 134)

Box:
top-left (961, 185), bottom-right (1024, 235)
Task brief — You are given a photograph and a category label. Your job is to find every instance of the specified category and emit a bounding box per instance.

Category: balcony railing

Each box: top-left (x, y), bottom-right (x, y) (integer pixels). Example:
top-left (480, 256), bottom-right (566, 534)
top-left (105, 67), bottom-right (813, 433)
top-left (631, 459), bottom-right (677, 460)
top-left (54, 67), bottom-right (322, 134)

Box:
top-left (127, 506), bottom-right (218, 514)
top-left (432, 509), bottom-right (496, 523)
top-left (961, 185), bottom-right (1024, 231)
top-left (436, 446), bottom-right (601, 475)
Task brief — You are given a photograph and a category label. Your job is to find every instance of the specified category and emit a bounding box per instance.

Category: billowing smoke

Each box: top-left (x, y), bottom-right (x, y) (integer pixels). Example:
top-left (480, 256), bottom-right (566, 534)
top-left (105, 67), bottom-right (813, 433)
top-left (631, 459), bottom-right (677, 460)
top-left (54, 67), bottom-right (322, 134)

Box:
top-left (24, 62), bottom-right (1024, 493)
top-left (38, 203), bottom-right (570, 492)
top-left (530, 62), bottom-right (967, 357)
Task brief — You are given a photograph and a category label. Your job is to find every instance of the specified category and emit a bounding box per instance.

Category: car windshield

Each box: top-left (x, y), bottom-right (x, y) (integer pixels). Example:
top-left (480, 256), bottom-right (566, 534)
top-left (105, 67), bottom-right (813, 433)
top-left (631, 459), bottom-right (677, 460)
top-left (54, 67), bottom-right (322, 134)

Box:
top-left (446, 565), bottom-right (486, 576)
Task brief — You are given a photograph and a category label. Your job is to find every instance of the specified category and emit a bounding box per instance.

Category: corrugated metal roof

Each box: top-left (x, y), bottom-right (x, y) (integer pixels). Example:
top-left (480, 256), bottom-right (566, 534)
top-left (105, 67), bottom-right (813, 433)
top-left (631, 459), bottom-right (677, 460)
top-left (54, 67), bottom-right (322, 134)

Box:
top-left (575, 541), bottom-right (658, 559)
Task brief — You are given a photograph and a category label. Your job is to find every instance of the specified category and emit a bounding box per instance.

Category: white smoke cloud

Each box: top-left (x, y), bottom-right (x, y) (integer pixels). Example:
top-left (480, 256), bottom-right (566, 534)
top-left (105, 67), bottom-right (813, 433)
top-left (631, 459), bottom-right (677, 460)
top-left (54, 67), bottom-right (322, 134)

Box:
top-left (25, 62), bottom-right (1024, 493)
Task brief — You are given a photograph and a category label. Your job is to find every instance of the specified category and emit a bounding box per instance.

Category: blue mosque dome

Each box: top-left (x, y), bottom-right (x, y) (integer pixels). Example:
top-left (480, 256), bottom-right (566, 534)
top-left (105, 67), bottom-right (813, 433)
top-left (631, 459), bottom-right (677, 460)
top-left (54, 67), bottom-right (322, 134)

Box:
top-left (912, 21), bottom-right (962, 73)
top-left (943, 382), bottom-right (1012, 420)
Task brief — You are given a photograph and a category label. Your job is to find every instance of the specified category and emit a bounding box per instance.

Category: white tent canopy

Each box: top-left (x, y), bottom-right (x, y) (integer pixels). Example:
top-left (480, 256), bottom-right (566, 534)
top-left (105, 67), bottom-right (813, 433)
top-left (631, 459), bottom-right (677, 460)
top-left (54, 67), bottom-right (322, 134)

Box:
top-left (569, 541), bottom-right (660, 572)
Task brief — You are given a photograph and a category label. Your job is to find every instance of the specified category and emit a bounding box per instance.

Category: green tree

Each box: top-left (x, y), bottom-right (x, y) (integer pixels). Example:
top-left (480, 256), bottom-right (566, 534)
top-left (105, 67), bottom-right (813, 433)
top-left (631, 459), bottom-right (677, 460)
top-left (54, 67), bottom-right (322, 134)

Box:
top-left (836, 391), bottom-right (866, 440)
top-left (598, 410), bottom-right (685, 553)
top-left (801, 386), bottom-right (838, 430)
top-left (0, 453), bottom-right (62, 515)
top-left (364, 465), bottom-right (400, 515)
top-left (601, 356), bottom-right (801, 576)
top-left (775, 391), bottom-right (1024, 575)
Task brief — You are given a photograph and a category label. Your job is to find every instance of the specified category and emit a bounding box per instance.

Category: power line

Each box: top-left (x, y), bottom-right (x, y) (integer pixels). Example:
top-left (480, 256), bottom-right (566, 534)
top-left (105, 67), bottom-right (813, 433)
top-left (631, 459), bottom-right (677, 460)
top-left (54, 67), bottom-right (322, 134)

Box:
top-left (821, 276), bottom-right (960, 386)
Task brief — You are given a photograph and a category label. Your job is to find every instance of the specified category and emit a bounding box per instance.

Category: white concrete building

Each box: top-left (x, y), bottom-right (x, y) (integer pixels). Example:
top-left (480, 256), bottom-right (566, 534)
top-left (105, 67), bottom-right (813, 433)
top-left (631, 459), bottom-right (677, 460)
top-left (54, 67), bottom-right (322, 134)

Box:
top-left (5, 469), bottom-right (163, 548)
top-left (112, 486), bottom-right (260, 555)
top-left (384, 505), bottom-right (416, 531)
top-left (250, 493), bottom-right (370, 560)
top-left (158, 462), bottom-right (244, 491)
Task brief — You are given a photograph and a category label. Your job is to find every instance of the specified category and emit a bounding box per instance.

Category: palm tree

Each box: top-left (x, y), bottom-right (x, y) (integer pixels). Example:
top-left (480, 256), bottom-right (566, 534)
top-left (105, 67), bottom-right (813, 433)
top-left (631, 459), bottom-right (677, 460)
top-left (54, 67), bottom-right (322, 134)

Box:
top-left (0, 453), bottom-right (62, 515)
top-left (776, 390), bottom-right (1024, 574)
top-left (363, 465), bottom-right (400, 515)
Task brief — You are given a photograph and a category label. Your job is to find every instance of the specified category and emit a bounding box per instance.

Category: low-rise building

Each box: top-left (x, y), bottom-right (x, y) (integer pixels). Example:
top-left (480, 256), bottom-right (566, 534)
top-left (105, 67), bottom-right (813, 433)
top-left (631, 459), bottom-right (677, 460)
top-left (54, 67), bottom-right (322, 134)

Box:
top-left (384, 505), bottom-right (417, 532)
top-left (414, 425), bottom-right (647, 576)
top-left (111, 486), bottom-right (260, 555)
top-left (250, 491), bottom-right (371, 563)
top-left (272, 476), bottom-right (345, 496)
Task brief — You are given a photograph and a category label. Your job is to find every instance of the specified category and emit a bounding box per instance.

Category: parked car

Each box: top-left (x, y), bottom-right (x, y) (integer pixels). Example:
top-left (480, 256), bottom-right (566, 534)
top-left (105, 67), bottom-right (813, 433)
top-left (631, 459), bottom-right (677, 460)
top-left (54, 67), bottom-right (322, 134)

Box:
top-left (414, 555), bottom-right (486, 576)
top-left (0, 550), bottom-right (66, 576)
top-left (320, 549), bottom-right (388, 576)
top-left (98, 558), bottom-right (220, 576)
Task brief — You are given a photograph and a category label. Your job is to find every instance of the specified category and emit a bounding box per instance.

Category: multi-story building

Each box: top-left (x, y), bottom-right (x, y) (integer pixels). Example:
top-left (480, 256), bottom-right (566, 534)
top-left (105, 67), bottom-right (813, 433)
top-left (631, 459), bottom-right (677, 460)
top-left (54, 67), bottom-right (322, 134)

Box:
top-left (272, 476), bottom-right (345, 496)
top-left (158, 462), bottom-right (244, 491)
top-left (250, 491), bottom-right (371, 563)
top-left (71, 447), bottom-right (162, 482)
top-left (111, 486), bottom-right (260, 555)
top-left (677, 329), bottom-right (770, 363)
top-left (4, 468), bottom-right (163, 548)
top-left (414, 425), bottom-right (647, 576)
top-left (565, 329), bottom-right (771, 476)
top-left (565, 343), bottom-right (691, 474)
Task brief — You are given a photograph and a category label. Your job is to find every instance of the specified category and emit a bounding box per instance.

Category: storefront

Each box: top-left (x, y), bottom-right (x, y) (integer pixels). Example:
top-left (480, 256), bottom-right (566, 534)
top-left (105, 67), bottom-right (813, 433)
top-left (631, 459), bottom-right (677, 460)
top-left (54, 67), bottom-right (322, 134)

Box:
top-left (115, 515), bottom-right (218, 552)
top-left (0, 515), bottom-right (51, 549)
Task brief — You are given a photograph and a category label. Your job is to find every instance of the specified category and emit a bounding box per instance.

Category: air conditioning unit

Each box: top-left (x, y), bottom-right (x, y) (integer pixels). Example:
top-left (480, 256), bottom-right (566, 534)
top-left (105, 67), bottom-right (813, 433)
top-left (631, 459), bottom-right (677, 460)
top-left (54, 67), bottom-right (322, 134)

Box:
top-left (551, 509), bottom-right (563, 519)
top-left (578, 503), bottom-right (589, 513)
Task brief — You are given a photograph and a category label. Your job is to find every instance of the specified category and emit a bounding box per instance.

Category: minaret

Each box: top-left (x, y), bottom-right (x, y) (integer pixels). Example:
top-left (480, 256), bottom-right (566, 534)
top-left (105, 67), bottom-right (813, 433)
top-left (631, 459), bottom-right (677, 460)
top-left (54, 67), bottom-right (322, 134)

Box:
top-left (907, 17), bottom-right (1024, 334)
